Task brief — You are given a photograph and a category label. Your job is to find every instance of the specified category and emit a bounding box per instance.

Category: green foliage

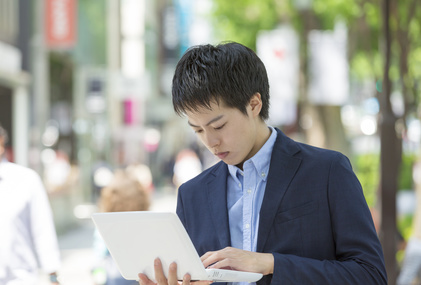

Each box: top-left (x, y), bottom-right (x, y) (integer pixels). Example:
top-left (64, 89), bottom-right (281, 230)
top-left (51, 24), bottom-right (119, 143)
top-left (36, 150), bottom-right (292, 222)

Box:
top-left (354, 153), bottom-right (417, 207)
top-left (350, 51), bottom-right (382, 80)
top-left (362, 1), bottom-right (381, 29)
top-left (311, 0), bottom-right (382, 79)
top-left (312, 0), bottom-right (361, 29)
top-left (400, 154), bottom-right (417, 190)
top-left (397, 213), bottom-right (412, 263)
top-left (211, 0), bottom-right (292, 49)
top-left (354, 153), bottom-right (379, 207)
top-left (412, 47), bottom-right (421, 79)
top-left (398, 214), bottom-right (414, 242)
top-left (409, 14), bottom-right (421, 87)
top-left (211, 0), bottom-right (421, 99)
top-left (354, 153), bottom-right (416, 247)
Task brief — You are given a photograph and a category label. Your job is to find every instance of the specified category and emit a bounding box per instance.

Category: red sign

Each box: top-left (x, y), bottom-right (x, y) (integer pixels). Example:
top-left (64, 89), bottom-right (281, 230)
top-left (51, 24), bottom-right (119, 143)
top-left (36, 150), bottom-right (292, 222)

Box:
top-left (45, 0), bottom-right (77, 48)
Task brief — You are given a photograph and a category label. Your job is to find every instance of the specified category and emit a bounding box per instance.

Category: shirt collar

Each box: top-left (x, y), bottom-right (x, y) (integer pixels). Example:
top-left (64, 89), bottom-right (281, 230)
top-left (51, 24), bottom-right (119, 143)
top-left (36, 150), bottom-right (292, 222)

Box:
top-left (228, 126), bottom-right (277, 182)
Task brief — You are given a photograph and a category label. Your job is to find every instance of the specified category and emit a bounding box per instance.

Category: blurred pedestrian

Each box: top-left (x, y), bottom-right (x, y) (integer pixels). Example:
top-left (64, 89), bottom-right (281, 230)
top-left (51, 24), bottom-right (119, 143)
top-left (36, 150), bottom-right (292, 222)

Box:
top-left (93, 169), bottom-right (150, 285)
top-left (138, 42), bottom-right (387, 285)
top-left (125, 163), bottom-right (154, 194)
top-left (0, 124), bottom-right (61, 284)
top-left (172, 149), bottom-right (202, 189)
top-left (397, 236), bottom-right (421, 285)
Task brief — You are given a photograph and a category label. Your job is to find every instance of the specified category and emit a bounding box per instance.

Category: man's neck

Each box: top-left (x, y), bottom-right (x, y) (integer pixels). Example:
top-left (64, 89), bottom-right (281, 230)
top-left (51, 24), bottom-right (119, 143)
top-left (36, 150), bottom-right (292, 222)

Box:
top-left (255, 124), bottom-right (272, 150)
top-left (236, 124), bottom-right (272, 171)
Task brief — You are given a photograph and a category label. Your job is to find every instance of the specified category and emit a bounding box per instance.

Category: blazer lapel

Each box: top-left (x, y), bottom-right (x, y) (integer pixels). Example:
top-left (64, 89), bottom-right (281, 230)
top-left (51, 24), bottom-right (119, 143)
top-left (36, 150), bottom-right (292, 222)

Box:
top-left (257, 129), bottom-right (301, 252)
top-left (206, 162), bottom-right (231, 249)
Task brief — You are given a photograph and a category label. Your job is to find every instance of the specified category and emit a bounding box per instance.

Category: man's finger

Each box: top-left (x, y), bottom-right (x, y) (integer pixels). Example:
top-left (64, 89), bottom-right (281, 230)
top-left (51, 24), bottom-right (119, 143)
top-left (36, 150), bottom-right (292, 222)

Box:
top-left (167, 262), bottom-right (178, 285)
top-left (154, 258), bottom-right (168, 284)
top-left (138, 273), bottom-right (153, 285)
top-left (182, 273), bottom-right (191, 285)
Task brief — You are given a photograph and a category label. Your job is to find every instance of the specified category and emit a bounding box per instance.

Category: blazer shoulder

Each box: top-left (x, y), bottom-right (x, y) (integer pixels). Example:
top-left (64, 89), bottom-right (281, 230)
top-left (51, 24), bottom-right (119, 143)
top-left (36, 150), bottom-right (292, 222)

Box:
top-left (275, 128), bottom-right (348, 164)
top-left (178, 160), bottom-right (226, 191)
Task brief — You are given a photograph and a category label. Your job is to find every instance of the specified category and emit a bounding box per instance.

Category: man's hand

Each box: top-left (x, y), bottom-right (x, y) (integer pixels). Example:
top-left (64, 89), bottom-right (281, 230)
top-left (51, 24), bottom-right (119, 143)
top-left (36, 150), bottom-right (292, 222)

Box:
top-left (138, 258), bottom-right (212, 285)
top-left (201, 247), bottom-right (274, 276)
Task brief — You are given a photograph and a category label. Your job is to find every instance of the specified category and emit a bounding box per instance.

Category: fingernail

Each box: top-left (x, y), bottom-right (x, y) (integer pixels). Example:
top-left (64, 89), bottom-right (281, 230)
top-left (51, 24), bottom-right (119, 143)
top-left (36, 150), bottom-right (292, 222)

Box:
top-left (154, 258), bottom-right (160, 266)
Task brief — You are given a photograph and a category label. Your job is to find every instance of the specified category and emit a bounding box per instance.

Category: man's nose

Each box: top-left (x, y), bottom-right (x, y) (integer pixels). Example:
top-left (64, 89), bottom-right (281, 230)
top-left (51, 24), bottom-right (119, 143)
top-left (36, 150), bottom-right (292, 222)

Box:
top-left (204, 132), bottom-right (219, 148)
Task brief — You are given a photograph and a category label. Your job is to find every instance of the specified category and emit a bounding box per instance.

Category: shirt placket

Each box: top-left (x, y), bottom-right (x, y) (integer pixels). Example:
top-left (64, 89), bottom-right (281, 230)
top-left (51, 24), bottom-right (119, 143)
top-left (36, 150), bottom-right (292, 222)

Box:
top-left (242, 161), bottom-right (255, 251)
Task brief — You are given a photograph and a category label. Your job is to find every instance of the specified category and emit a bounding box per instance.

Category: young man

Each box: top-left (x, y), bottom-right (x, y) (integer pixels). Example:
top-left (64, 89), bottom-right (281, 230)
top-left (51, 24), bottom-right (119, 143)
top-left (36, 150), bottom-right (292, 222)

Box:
top-left (138, 42), bottom-right (387, 285)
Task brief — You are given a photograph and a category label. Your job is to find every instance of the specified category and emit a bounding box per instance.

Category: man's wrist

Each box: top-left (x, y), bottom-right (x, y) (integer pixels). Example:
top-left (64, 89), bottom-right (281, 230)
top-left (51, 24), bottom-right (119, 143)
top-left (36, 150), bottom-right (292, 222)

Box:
top-left (261, 253), bottom-right (274, 275)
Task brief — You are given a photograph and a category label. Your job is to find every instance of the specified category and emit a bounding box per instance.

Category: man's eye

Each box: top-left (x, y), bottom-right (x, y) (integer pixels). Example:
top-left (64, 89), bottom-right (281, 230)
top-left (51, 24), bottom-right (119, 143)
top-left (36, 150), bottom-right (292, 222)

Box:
top-left (195, 129), bottom-right (203, 134)
top-left (215, 124), bottom-right (226, 130)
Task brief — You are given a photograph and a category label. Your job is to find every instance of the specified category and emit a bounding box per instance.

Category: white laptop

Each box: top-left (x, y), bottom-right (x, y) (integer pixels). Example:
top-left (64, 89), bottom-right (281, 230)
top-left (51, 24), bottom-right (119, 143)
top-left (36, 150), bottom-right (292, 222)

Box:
top-left (91, 211), bottom-right (263, 283)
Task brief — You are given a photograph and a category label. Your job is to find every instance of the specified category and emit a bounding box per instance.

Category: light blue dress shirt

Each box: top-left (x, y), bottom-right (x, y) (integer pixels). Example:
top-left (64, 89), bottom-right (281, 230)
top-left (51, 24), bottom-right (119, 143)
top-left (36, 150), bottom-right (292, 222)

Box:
top-left (227, 126), bottom-right (277, 285)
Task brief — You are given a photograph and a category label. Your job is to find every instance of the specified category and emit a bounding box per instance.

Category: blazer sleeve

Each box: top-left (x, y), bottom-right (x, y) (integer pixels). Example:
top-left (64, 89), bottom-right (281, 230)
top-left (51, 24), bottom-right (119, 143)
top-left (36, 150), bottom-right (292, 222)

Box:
top-left (267, 154), bottom-right (387, 285)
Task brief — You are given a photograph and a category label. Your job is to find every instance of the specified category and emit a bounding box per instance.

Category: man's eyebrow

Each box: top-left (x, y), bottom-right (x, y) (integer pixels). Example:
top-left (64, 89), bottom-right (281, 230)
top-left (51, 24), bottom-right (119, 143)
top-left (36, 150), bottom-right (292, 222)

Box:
top-left (188, 115), bottom-right (224, 128)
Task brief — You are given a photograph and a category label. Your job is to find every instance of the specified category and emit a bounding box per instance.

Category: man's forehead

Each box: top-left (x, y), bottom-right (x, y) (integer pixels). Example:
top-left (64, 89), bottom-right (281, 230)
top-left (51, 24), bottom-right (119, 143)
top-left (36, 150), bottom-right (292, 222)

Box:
top-left (184, 100), bottom-right (220, 116)
top-left (187, 114), bottom-right (224, 128)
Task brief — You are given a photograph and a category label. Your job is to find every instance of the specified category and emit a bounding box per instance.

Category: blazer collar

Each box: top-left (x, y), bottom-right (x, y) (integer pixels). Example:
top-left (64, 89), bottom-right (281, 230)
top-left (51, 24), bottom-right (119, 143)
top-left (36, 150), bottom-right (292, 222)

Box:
top-left (256, 128), bottom-right (302, 252)
top-left (207, 161), bottom-right (231, 249)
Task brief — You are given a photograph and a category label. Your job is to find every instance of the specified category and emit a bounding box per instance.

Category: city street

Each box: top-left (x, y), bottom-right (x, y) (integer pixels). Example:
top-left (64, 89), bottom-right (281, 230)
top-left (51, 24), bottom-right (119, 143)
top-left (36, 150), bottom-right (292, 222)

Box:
top-left (40, 191), bottom-right (177, 285)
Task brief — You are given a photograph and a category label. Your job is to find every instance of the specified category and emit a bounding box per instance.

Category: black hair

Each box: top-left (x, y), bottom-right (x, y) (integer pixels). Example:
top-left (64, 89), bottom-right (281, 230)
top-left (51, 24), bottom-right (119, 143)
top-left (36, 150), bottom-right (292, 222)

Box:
top-left (172, 42), bottom-right (270, 120)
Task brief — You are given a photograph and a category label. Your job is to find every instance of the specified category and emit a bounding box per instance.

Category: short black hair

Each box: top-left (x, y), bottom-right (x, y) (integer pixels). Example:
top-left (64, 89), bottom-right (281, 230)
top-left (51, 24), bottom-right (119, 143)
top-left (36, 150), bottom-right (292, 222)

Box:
top-left (0, 124), bottom-right (8, 144)
top-left (172, 42), bottom-right (270, 120)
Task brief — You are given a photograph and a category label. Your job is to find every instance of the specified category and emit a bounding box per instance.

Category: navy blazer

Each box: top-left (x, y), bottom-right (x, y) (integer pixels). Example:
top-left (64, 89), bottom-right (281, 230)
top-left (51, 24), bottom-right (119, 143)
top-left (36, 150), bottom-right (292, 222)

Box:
top-left (176, 128), bottom-right (387, 284)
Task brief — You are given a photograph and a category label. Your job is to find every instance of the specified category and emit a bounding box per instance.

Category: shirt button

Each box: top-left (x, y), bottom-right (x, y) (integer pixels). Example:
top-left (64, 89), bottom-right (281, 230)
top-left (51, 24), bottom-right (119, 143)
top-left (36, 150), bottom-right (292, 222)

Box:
top-left (238, 183), bottom-right (241, 188)
top-left (245, 224), bottom-right (250, 229)
top-left (261, 172), bottom-right (266, 177)
top-left (247, 189), bottom-right (252, 194)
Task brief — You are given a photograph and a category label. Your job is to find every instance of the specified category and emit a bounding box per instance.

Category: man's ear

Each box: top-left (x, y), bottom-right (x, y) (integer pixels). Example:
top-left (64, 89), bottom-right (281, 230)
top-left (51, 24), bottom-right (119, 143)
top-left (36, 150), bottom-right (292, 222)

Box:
top-left (249, 93), bottom-right (263, 117)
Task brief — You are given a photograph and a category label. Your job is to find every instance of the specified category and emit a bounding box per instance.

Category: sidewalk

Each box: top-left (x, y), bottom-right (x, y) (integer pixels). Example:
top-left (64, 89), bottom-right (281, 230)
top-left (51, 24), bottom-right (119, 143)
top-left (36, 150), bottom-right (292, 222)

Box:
top-left (40, 190), bottom-right (177, 285)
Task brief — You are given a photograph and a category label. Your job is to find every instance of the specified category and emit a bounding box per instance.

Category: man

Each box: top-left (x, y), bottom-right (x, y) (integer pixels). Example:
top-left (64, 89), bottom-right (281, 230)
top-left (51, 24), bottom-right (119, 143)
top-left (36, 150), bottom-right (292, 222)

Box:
top-left (0, 125), bottom-right (61, 284)
top-left (138, 42), bottom-right (387, 284)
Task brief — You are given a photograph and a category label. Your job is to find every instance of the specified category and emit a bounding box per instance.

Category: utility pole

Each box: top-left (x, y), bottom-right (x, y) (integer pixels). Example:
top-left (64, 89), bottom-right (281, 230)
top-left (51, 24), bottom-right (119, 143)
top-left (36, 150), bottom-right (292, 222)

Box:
top-left (379, 0), bottom-right (399, 283)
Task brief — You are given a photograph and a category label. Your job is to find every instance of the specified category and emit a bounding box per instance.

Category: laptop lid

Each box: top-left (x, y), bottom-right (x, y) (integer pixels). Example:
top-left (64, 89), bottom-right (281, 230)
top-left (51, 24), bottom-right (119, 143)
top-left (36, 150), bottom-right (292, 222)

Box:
top-left (91, 211), bottom-right (262, 283)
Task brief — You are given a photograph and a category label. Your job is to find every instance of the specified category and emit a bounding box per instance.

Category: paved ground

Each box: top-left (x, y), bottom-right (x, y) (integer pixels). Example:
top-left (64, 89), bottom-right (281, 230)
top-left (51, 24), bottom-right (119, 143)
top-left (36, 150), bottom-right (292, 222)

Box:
top-left (39, 191), bottom-right (178, 285)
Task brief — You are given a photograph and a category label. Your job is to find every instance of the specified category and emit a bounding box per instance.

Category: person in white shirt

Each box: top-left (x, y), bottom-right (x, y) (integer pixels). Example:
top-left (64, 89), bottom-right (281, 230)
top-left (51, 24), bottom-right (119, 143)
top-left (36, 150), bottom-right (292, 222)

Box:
top-left (0, 124), bottom-right (61, 284)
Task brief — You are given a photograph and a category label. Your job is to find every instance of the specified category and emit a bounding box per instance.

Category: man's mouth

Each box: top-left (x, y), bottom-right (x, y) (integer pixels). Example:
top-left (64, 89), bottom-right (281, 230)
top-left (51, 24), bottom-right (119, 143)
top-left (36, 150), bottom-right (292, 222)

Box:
top-left (216, 152), bottom-right (229, 160)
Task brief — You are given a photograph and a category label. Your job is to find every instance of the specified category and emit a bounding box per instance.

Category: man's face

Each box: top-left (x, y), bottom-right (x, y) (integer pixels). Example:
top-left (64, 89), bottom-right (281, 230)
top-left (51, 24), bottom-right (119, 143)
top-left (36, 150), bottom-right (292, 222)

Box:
top-left (185, 99), bottom-right (261, 167)
top-left (0, 137), bottom-right (4, 159)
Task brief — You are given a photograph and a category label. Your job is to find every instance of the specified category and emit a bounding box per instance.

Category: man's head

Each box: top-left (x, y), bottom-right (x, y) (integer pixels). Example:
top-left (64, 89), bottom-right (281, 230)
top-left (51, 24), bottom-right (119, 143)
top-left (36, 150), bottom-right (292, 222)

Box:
top-left (99, 170), bottom-right (150, 212)
top-left (172, 42), bottom-right (270, 121)
top-left (172, 42), bottom-right (272, 168)
top-left (0, 125), bottom-right (8, 159)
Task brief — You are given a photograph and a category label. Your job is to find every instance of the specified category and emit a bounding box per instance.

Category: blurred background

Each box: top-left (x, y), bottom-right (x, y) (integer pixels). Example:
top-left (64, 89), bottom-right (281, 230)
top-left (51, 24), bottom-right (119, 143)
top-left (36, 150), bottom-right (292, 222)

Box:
top-left (0, 0), bottom-right (420, 284)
